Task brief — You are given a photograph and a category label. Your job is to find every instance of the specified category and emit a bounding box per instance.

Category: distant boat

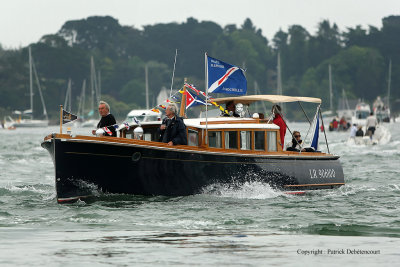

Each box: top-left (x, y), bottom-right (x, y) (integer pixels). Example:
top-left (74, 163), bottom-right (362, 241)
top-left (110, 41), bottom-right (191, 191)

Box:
top-left (373, 60), bottom-right (392, 123)
top-left (373, 96), bottom-right (390, 123)
top-left (348, 124), bottom-right (391, 145)
top-left (125, 109), bottom-right (161, 123)
top-left (11, 47), bottom-right (49, 128)
top-left (351, 101), bottom-right (371, 126)
top-left (337, 89), bottom-right (354, 122)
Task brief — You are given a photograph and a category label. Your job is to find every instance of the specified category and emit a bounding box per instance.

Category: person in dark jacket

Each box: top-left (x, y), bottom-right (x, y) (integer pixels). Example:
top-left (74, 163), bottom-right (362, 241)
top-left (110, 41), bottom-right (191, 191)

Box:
top-left (356, 126), bottom-right (364, 137)
top-left (223, 101), bottom-right (240, 117)
top-left (159, 103), bottom-right (187, 146)
top-left (92, 101), bottom-right (117, 137)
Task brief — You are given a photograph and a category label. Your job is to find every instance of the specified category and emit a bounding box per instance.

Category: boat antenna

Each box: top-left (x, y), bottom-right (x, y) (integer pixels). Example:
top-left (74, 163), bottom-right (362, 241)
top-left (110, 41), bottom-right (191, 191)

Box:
top-left (169, 49), bottom-right (178, 98)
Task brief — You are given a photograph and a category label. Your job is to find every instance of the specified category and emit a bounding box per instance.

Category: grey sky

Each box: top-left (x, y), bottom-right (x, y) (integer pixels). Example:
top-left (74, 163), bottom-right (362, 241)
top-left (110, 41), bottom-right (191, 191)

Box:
top-left (1, 0), bottom-right (399, 48)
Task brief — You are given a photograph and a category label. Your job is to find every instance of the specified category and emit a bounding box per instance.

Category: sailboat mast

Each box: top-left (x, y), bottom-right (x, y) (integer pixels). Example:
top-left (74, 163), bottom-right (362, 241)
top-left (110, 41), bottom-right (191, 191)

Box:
top-left (145, 63), bottom-right (149, 110)
top-left (277, 52), bottom-right (282, 95)
top-left (90, 57), bottom-right (95, 116)
top-left (77, 79), bottom-right (86, 117)
top-left (97, 70), bottom-right (101, 104)
top-left (29, 46), bottom-right (33, 120)
top-left (82, 80), bottom-right (86, 117)
top-left (64, 79), bottom-right (72, 111)
top-left (276, 52), bottom-right (284, 110)
top-left (329, 64), bottom-right (333, 111)
top-left (31, 52), bottom-right (48, 120)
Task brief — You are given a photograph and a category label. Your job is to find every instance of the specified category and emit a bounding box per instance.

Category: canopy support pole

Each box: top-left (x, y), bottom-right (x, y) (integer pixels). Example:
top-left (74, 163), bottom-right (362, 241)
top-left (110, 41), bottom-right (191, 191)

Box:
top-left (298, 101), bottom-right (312, 125)
top-left (319, 106), bottom-right (330, 154)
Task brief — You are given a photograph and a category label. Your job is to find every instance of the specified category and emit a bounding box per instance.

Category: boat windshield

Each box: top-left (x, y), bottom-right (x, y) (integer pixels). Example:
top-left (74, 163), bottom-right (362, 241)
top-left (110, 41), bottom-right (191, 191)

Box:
top-left (355, 110), bottom-right (370, 119)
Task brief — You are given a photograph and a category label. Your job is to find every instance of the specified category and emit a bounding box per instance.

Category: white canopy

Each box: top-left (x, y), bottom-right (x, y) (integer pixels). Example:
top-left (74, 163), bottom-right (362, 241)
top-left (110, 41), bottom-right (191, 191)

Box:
top-left (209, 95), bottom-right (322, 105)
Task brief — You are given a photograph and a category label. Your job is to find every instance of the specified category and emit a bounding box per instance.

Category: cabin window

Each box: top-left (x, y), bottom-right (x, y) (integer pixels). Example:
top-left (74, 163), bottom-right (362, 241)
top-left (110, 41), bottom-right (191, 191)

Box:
top-left (267, 131), bottom-right (277, 151)
top-left (224, 131), bottom-right (238, 149)
top-left (144, 133), bottom-right (152, 141)
top-left (208, 131), bottom-right (222, 148)
top-left (240, 131), bottom-right (252, 150)
top-left (188, 129), bottom-right (199, 146)
top-left (254, 131), bottom-right (265, 151)
top-left (141, 127), bottom-right (159, 141)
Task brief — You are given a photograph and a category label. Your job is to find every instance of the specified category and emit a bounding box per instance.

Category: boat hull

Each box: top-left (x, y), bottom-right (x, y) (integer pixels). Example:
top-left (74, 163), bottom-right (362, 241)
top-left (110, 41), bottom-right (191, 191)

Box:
top-left (42, 136), bottom-right (345, 203)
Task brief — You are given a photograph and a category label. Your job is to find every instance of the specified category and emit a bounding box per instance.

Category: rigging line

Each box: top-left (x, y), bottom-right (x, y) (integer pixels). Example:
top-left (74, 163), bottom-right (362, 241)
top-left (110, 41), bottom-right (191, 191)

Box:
top-left (319, 106), bottom-right (330, 154)
top-left (274, 108), bottom-right (303, 151)
top-left (169, 49), bottom-right (178, 98)
top-left (297, 101), bottom-right (312, 125)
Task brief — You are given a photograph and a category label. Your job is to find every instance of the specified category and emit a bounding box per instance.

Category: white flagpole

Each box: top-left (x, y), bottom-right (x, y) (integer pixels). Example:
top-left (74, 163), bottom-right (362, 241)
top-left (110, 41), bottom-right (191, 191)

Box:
top-left (205, 52), bottom-right (208, 145)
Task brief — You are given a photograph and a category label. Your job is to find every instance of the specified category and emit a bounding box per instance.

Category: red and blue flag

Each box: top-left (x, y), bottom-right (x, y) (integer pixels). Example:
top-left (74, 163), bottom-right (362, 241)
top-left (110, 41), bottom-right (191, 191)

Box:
top-left (185, 90), bottom-right (207, 109)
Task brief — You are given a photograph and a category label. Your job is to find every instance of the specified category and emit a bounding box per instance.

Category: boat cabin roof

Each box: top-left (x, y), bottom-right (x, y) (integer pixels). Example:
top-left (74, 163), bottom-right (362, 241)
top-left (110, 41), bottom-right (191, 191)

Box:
top-left (210, 94), bottom-right (322, 105)
top-left (184, 117), bottom-right (279, 130)
top-left (136, 117), bottom-right (279, 130)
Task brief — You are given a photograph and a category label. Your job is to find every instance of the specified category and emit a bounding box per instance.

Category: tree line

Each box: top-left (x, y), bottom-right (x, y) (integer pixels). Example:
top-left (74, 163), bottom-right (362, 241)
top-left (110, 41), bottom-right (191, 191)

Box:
top-left (0, 15), bottom-right (399, 121)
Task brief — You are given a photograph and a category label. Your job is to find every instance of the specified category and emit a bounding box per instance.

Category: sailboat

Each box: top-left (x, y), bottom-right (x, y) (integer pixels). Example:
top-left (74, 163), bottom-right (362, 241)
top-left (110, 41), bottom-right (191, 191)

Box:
top-left (11, 46), bottom-right (49, 128)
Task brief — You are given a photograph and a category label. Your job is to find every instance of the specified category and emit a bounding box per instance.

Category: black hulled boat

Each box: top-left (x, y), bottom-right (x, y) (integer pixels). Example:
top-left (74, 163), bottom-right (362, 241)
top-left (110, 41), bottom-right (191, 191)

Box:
top-left (42, 95), bottom-right (345, 203)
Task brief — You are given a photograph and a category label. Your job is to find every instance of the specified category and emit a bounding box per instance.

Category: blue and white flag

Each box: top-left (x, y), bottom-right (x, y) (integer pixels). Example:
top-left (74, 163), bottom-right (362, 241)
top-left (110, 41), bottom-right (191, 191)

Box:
top-left (311, 111), bottom-right (320, 151)
top-left (207, 55), bottom-right (247, 95)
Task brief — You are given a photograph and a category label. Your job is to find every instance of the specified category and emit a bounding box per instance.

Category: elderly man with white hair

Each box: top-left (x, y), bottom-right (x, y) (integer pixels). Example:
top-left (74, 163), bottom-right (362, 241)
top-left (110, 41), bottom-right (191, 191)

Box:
top-left (158, 103), bottom-right (187, 146)
top-left (92, 100), bottom-right (117, 137)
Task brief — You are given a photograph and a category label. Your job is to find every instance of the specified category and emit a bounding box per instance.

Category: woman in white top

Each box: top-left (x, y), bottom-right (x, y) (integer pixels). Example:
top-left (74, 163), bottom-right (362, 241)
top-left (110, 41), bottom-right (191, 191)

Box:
top-left (286, 131), bottom-right (303, 151)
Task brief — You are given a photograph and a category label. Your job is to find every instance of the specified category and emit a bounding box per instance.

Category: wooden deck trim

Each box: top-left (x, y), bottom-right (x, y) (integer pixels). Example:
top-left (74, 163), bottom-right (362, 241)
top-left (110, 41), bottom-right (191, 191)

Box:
top-left (200, 119), bottom-right (270, 125)
top-left (47, 133), bottom-right (333, 158)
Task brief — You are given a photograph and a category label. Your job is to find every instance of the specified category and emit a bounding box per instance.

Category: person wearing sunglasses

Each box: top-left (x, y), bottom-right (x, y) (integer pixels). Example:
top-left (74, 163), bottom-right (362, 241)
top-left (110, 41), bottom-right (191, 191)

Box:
top-left (286, 131), bottom-right (303, 152)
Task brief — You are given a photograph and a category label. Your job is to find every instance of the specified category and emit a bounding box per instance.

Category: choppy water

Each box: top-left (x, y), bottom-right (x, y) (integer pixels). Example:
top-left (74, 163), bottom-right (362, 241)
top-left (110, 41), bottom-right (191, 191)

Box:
top-left (1, 123), bottom-right (400, 266)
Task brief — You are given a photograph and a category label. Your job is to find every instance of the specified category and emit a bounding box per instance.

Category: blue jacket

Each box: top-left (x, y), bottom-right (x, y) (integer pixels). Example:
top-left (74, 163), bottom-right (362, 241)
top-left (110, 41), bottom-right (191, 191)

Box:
top-left (159, 116), bottom-right (187, 145)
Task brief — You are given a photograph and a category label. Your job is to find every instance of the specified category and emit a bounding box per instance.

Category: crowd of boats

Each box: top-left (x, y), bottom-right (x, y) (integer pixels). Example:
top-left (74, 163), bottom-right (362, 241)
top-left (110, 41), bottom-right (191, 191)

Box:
top-left (322, 96), bottom-right (393, 145)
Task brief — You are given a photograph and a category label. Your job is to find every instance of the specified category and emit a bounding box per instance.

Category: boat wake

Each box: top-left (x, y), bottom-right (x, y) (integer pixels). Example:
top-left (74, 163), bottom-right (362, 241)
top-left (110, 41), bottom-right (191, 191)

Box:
top-left (201, 181), bottom-right (285, 199)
